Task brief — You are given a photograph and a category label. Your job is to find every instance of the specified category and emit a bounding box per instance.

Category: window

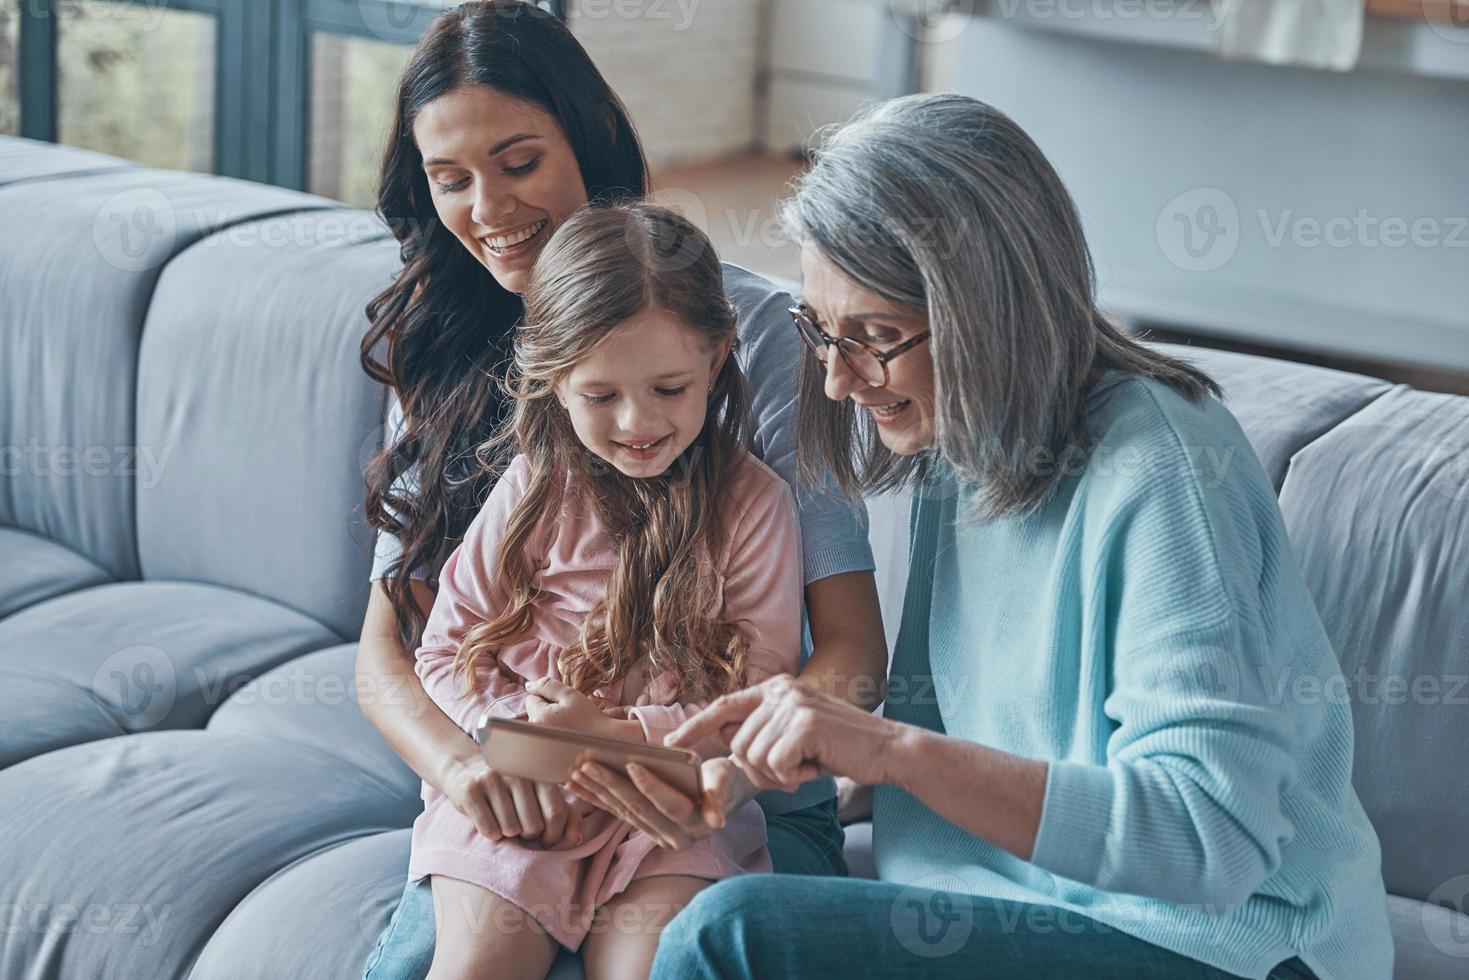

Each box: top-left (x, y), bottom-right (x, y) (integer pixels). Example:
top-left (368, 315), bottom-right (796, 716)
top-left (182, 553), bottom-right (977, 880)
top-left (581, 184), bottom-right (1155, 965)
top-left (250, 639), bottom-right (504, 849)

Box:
top-left (307, 31), bottom-right (414, 208)
top-left (303, 1), bottom-right (465, 207)
top-left (299, 0), bottom-right (558, 205)
top-left (10, 1), bottom-right (564, 198)
top-left (0, 0), bottom-right (17, 135)
top-left (57, 2), bottom-right (216, 171)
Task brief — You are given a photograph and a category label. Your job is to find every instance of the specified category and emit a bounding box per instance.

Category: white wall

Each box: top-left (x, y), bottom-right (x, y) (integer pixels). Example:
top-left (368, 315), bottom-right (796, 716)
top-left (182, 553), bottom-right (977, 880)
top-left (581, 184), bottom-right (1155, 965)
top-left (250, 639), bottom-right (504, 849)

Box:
top-left (568, 0), bottom-right (763, 167)
top-left (764, 0), bottom-right (886, 151)
top-left (950, 15), bottom-right (1469, 370)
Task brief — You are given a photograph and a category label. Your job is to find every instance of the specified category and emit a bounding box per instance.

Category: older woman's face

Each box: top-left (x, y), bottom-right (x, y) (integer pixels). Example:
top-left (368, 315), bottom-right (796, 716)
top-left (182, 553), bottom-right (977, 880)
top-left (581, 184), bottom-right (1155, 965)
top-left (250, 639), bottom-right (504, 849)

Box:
top-left (800, 246), bottom-right (935, 456)
top-left (413, 85), bottom-right (589, 295)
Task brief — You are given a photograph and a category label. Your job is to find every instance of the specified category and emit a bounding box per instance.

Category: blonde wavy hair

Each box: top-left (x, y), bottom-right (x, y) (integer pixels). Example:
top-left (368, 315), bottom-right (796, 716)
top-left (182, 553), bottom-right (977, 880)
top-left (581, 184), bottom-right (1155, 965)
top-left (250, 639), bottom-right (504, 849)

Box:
top-left (449, 203), bottom-right (755, 707)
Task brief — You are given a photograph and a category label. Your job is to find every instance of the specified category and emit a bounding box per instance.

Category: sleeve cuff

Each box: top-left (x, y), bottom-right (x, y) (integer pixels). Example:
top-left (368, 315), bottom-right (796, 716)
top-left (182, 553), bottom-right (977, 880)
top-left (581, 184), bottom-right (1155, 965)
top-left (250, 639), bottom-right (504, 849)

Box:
top-left (369, 565), bottom-right (430, 583)
top-left (370, 539), bottom-right (431, 582)
top-left (628, 703), bottom-right (728, 761)
top-left (1029, 759), bottom-right (1116, 887)
top-left (803, 540), bottom-right (877, 586)
top-left (629, 704), bottom-right (683, 750)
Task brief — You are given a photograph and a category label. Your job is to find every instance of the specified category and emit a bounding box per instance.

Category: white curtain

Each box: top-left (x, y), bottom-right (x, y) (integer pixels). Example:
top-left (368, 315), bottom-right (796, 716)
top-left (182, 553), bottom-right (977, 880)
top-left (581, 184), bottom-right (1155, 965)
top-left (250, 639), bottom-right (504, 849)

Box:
top-left (1213, 0), bottom-right (1366, 71)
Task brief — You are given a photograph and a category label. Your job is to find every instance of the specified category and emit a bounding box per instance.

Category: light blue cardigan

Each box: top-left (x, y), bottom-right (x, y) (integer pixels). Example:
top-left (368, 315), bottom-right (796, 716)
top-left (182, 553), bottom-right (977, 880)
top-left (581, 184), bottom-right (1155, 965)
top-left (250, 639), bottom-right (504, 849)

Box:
top-left (875, 371), bottom-right (1392, 979)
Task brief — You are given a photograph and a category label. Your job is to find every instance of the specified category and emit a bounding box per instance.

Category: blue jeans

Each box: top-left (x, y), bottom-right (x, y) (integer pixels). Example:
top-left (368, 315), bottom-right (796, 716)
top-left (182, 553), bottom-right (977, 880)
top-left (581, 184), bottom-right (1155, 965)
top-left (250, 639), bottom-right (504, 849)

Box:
top-left (649, 874), bottom-right (1319, 979)
top-left (360, 797), bottom-right (847, 979)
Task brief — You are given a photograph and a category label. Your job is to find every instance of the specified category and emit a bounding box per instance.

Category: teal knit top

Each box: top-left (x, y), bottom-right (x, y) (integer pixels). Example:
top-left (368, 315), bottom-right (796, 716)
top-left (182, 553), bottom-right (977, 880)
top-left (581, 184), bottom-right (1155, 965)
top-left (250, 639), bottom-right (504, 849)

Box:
top-left (874, 371), bottom-right (1392, 980)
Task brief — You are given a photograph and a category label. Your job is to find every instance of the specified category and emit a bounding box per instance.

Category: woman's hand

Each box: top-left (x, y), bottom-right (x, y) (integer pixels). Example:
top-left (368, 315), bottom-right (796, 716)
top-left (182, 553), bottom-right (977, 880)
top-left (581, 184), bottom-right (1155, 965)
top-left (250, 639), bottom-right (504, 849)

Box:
top-left (524, 677), bottom-right (626, 740)
top-left (440, 754), bottom-right (582, 847)
top-left (565, 756), bottom-right (759, 850)
top-left (666, 674), bottom-right (905, 791)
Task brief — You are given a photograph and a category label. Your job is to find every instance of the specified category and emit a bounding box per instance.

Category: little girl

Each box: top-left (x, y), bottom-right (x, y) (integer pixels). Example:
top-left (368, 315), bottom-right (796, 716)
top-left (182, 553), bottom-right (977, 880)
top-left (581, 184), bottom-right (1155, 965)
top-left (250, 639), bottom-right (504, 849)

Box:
top-left (405, 203), bottom-right (802, 980)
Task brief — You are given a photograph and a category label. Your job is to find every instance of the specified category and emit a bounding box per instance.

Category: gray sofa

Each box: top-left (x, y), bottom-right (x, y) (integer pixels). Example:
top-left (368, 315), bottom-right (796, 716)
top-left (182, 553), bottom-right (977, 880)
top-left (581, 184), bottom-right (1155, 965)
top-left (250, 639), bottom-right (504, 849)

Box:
top-left (1, 137), bottom-right (1464, 979)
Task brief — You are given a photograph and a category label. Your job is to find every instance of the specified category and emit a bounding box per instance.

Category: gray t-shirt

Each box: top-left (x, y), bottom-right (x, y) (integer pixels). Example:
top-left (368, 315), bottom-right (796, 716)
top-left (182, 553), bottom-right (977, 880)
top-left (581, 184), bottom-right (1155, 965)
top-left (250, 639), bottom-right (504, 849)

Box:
top-left (370, 263), bottom-right (875, 812)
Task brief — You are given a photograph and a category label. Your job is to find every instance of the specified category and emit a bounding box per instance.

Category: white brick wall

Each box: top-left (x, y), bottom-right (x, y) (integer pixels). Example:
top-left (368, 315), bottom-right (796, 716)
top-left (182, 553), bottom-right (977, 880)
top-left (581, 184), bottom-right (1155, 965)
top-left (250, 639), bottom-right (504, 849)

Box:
top-left (765, 0), bottom-right (882, 151)
top-left (568, 0), bottom-right (763, 167)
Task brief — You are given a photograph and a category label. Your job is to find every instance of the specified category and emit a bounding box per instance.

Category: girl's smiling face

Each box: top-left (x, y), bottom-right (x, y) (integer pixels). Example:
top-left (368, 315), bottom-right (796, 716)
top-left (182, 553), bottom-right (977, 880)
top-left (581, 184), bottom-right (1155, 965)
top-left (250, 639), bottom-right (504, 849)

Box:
top-left (413, 85), bottom-right (589, 295)
top-left (556, 307), bottom-right (731, 479)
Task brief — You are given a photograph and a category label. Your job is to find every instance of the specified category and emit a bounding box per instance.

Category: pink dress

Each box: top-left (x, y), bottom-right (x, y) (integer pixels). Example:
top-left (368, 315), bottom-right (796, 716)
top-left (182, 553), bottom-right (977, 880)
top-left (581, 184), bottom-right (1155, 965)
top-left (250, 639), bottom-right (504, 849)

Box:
top-left (406, 450), bottom-right (803, 950)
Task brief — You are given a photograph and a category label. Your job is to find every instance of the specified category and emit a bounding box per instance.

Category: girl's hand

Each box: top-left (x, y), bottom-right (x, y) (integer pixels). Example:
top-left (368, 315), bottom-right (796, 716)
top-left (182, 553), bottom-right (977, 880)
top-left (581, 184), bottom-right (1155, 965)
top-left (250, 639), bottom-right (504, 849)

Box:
top-left (566, 756), bottom-right (758, 850)
top-left (665, 674), bottom-right (904, 791)
top-left (441, 754), bottom-right (582, 847)
top-left (524, 677), bottom-right (624, 739)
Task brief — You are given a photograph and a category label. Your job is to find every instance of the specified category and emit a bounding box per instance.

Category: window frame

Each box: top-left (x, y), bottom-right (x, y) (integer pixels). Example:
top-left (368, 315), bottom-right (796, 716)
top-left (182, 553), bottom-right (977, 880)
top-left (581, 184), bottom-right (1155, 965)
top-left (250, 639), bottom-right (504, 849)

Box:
top-left (13, 0), bottom-right (565, 189)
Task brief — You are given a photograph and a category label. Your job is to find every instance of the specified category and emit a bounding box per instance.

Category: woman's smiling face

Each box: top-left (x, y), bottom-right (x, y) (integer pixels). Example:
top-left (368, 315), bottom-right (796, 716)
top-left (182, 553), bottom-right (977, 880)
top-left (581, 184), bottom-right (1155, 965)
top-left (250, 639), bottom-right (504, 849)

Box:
top-left (800, 245), bottom-right (936, 456)
top-left (413, 85), bottom-right (589, 295)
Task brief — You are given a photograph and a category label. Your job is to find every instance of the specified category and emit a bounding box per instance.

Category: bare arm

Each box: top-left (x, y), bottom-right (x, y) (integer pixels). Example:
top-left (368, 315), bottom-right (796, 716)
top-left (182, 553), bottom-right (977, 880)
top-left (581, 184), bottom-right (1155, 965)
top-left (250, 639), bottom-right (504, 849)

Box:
top-left (355, 581), bottom-right (485, 797)
top-left (802, 569), bottom-right (887, 819)
top-left (356, 580), bottom-right (582, 847)
top-left (883, 724), bottom-right (1047, 861)
top-left (800, 570), bottom-right (887, 711)
top-left (669, 678), bottom-right (1048, 861)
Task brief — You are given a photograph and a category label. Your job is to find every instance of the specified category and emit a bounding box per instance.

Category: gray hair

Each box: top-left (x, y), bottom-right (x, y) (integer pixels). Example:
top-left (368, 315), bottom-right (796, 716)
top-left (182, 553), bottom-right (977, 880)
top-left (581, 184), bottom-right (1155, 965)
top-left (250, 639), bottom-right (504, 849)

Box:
top-left (783, 93), bottom-right (1217, 518)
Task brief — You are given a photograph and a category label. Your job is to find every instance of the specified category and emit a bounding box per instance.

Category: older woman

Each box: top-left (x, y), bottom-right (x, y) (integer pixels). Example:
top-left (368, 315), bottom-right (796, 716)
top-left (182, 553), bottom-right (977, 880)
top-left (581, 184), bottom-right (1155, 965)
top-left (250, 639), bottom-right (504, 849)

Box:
top-left (564, 94), bottom-right (1393, 979)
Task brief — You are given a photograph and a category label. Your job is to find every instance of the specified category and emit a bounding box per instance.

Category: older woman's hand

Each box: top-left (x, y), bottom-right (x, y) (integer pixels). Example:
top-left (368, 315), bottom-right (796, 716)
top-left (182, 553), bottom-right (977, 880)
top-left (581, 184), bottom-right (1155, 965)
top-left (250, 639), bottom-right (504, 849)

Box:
top-left (565, 756), bottom-right (759, 850)
top-left (667, 674), bottom-right (904, 791)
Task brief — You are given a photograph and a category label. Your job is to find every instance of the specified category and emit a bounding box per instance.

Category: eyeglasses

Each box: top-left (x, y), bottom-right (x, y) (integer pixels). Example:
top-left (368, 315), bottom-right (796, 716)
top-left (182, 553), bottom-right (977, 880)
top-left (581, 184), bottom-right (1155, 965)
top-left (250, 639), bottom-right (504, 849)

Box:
top-left (789, 304), bottom-right (930, 388)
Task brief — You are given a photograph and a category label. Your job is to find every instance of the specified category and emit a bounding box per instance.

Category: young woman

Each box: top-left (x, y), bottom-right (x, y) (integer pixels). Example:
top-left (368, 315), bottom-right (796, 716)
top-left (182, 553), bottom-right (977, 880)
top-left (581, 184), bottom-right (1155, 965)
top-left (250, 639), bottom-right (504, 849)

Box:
top-left (356, 4), bottom-right (886, 978)
top-left (590, 94), bottom-right (1393, 980)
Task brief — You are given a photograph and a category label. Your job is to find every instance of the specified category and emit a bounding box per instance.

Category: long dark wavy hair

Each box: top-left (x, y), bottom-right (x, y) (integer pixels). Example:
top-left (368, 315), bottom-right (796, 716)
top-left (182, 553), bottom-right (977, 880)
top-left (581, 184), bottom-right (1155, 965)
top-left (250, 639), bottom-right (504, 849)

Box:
top-left (361, 1), bottom-right (650, 648)
top-left (454, 203), bottom-right (754, 705)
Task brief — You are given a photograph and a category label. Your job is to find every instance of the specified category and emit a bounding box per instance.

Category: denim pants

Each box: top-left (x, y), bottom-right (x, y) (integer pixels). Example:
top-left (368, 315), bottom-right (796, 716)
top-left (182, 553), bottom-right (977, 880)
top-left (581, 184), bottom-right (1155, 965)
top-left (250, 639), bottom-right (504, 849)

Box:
top-left (649, 874), bottom-right (1319, 980)
top-left (360, 796), bottom-right (847, 979)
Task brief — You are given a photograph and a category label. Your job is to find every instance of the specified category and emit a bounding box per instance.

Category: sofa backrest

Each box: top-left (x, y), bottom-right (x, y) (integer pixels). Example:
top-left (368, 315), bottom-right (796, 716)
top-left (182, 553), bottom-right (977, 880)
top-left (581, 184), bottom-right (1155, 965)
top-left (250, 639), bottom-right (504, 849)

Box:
top-left (1274, 385), bottom-right (1469, 905)
top-left (0, 135), bottom-right (133, 188)
top-left (133, 210), bottom-right (402, 638)
top-left (0, 151), bottom-right (340, 580)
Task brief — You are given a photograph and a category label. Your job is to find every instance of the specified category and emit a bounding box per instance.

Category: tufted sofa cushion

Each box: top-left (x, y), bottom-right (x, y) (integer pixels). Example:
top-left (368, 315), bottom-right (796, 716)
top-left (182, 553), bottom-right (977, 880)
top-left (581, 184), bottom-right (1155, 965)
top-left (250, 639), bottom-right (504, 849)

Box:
top-left (0, 526), bottom-right (112, 619)
top-left (134, 210), bottom-right (399, 637)
top-left (0, 581), bottom-right (339, 768)
top-left (0, 166), bottom-right (339, 581)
